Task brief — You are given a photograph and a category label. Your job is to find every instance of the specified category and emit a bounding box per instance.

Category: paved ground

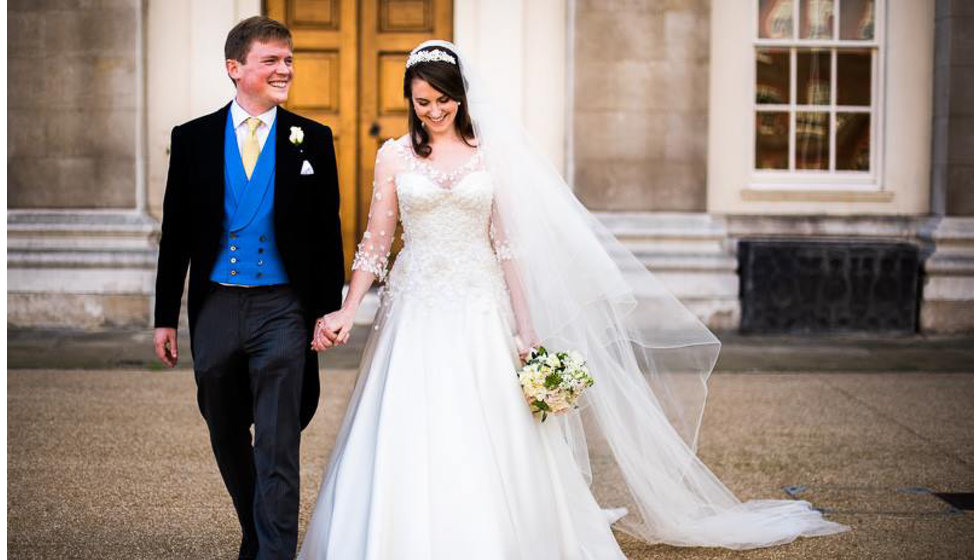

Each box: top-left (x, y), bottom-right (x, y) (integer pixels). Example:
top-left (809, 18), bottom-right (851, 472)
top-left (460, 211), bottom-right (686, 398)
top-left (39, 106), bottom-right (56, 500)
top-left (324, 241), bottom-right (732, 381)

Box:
top-left (6, 329), bottom-right (974, 559)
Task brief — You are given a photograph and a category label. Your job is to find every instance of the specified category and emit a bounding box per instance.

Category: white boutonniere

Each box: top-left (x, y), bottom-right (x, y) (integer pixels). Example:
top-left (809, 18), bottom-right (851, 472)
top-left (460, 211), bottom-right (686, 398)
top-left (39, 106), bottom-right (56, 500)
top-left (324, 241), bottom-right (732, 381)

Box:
top-left (289, 126), bottom-right (305, 146)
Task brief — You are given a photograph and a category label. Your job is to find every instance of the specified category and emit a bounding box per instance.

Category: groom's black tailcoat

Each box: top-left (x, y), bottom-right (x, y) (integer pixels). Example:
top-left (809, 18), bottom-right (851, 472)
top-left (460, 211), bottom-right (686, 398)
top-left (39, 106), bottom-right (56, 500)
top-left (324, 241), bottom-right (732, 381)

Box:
top-left (153, 103), bottom-right (344, 558)
top-left (154, 104), bottom-right (344, 428)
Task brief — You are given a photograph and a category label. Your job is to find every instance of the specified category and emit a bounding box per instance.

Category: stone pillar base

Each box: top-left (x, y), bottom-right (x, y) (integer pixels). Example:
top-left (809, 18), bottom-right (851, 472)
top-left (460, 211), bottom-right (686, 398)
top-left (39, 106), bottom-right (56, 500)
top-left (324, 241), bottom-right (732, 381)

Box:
top-left (919, 216), bottom-right (974, 333)
top-left (7, 293), bottom-right (152, 329)
top-left (8, 211), bottom-right (160, 329)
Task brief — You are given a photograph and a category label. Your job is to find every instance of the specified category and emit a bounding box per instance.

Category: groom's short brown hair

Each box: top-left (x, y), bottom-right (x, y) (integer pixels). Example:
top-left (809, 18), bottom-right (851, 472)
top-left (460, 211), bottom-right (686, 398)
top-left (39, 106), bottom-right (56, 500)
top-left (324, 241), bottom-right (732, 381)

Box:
top-left (225, 16), bottom-right (292, 63)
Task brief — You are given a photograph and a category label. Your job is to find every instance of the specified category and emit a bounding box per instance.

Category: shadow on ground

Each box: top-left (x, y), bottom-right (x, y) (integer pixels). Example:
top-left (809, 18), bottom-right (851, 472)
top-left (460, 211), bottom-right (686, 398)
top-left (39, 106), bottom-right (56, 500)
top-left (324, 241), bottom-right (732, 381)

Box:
top-left (7, 327), bottom-right (973, 373)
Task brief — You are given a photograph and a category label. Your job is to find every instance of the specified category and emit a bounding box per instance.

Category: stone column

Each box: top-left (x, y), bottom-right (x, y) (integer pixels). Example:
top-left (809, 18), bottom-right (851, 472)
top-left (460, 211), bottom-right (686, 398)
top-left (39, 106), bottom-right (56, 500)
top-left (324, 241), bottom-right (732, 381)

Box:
top-left (931, 0), bottom-right (973, 217)
top-left (454, 0), bottom-right (568, 171)
top-left (7, 0), bottom-right (157, 328)
top-left (921, 0), bottom-right (974, 333)
top-left (146, 0), bottom-right (261, 220)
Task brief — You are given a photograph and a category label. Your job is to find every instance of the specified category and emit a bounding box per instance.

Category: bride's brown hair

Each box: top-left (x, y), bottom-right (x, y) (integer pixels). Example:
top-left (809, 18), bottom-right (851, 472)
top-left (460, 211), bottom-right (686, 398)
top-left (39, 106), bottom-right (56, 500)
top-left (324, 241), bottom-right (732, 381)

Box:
top-left (403, 47), bottom-right (476, 158)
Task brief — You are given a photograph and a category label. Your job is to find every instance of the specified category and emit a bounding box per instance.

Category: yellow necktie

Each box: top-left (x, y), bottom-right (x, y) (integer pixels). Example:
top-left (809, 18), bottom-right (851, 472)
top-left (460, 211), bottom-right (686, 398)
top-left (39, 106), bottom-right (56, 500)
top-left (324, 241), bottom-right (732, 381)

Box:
top-left (242, 117), bottom-right (262, 180)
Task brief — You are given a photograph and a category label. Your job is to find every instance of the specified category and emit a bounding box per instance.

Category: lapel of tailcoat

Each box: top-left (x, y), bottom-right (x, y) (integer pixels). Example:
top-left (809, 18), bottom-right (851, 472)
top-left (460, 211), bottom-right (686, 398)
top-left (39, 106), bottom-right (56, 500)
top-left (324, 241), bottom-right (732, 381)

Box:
top-left (274, 109), bottom-right (303, 230)
top-left (203, 104), bottom-right (230, 228)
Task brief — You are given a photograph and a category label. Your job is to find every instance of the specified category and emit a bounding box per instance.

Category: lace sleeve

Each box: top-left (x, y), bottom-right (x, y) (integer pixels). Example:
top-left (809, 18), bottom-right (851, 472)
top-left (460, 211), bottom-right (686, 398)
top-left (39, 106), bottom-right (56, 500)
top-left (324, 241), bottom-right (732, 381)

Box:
top-left (351, 142), bottom-right (400, 282)
top-left (491, 201), bottom-right (538, 350)
top-left (489, 201), bottom-right (514, 263)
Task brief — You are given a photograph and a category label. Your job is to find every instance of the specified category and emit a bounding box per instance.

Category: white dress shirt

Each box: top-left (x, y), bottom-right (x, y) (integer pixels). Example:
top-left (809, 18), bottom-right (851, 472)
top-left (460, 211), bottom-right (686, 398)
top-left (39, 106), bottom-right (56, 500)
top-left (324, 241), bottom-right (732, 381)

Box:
top-left (230, 99), bottom-right (277, 157)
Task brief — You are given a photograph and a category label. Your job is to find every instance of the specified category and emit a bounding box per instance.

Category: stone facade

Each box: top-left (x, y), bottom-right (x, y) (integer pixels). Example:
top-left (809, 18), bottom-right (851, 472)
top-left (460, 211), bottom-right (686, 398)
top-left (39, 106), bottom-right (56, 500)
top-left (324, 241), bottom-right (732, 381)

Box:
top-left (573, 0), bottom-right (972, 333)
top-left (6, 0), bottom-right (973, 334)
top-left (932, 0), bottom-right (974, 216)
top-left (8, 0), bottom-right (141, 209)
top-left (572, 0), bottom-right (710, 212)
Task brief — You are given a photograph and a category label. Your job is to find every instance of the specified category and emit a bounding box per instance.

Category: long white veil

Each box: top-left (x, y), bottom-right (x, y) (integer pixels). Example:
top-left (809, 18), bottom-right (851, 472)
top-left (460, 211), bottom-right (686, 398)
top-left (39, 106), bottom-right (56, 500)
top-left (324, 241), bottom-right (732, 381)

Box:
top-left (413, 40), bottom-right (847, 549)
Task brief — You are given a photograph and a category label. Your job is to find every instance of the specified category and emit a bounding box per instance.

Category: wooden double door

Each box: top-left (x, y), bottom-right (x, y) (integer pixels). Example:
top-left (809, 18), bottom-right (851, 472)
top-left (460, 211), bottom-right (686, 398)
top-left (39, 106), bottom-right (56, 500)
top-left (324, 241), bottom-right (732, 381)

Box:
top-left (266, 0), bottom-right (453, 274)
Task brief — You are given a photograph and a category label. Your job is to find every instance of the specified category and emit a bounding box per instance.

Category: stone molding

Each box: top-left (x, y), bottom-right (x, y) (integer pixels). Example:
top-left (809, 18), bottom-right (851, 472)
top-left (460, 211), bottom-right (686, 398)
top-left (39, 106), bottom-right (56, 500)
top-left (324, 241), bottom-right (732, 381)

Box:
top-left (8, 210), bottom-right (160, 327)
top-left (917, 216), bottom-right (974, 332)
top-left (7, 211), bottom-right (972, 334)
top-left (596, 212), bottom-right (740, 329)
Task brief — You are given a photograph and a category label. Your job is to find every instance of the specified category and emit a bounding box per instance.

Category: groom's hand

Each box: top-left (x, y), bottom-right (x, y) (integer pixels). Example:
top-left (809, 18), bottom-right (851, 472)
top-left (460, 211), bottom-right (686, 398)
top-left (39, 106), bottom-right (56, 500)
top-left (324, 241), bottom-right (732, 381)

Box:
top-left (311, 309), bottom-right (355, 352)
top-left (311, 320), bottom-right (335, 352)
top-left (154, 327), bottom-right (179, 367)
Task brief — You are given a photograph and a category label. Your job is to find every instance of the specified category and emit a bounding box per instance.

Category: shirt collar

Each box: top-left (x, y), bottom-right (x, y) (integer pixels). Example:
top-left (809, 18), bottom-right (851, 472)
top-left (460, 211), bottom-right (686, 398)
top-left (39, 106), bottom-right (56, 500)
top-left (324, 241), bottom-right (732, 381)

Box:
top-left (230, 98), bottom-right (278, 129)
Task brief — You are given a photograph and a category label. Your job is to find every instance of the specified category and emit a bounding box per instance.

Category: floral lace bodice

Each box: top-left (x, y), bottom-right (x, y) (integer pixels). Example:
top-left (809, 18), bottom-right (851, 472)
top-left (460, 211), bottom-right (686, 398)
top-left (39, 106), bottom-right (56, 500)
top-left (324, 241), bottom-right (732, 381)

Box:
top-left (352, 138), bottom-right (513, 310)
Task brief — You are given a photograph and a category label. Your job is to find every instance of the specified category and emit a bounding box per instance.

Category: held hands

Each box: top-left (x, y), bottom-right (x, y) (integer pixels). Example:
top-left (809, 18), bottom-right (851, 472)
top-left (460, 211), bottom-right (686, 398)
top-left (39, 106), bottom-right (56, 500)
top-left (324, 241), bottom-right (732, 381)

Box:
top-left (311, 308), bottom-right (356, 352)
top-left (154, 327), bottom-right (179, 367)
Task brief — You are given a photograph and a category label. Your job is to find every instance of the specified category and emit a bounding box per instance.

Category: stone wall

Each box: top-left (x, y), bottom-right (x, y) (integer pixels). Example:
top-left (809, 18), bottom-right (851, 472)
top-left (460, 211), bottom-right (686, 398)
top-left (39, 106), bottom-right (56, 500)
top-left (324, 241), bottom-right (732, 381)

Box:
top-left (8, 0), bottom-right (140, 209)
top-left (932, 0), bottom-right (974, 217)
top-left (572, 0), bottom-right (710, 212)
top-left (923, 0), bottom-right (974, 332)
top-left (7, 0), bottom-right (157, 329)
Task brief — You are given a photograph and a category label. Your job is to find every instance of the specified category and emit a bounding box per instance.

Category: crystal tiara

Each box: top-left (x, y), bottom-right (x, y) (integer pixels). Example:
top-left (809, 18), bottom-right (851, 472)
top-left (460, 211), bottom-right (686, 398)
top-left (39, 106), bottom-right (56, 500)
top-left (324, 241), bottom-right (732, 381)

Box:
top-left (406, 49), bottom-right (456, 68)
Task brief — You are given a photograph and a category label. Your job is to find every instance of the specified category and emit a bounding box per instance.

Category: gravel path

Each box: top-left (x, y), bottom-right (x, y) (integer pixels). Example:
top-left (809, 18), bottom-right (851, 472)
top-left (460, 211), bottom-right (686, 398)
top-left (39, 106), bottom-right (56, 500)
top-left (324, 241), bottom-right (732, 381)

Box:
top-left (7, 368), bottom-right (972, 559)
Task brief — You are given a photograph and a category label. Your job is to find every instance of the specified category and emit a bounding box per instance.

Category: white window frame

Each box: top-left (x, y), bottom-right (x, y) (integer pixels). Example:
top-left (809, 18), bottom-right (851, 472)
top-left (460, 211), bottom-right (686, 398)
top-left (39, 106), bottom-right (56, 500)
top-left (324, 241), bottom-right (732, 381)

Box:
top-left (750, 0), bottom-right (886, 192)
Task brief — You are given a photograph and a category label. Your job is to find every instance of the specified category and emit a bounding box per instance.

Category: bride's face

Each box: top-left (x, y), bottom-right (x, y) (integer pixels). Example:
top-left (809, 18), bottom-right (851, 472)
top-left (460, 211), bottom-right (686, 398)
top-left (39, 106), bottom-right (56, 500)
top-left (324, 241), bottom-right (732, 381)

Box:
top-left (411, 78), bottom-right (458, 134)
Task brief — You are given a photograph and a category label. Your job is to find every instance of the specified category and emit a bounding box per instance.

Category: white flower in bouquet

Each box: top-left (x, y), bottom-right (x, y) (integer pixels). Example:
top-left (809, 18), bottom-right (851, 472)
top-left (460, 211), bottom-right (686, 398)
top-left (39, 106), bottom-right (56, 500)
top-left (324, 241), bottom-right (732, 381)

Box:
top-left (517, 346), bottom-right (595, 422)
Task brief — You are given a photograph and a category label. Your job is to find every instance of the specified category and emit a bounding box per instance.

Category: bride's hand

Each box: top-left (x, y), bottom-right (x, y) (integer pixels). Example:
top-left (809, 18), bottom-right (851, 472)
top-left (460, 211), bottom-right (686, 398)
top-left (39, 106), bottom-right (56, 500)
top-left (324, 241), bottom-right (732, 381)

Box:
top-left (311, 308), bottom-right (356, 352)
top-left (518, 346), bottom-right (533, 364)
top-left (516, 332), bottom-right (540, 364)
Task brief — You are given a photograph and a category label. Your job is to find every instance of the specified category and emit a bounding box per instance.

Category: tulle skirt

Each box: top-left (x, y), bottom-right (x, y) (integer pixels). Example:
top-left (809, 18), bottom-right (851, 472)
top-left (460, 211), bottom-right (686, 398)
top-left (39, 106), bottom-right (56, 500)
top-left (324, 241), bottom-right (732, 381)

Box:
top-left (298, 296), bottom-right (627, 559)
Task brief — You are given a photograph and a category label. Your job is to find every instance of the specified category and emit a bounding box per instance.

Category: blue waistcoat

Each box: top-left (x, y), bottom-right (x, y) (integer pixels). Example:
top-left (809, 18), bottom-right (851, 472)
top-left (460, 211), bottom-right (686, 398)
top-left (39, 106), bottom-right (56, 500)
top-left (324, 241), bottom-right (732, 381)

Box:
top-left (209, 111), bottom-right (289, 286)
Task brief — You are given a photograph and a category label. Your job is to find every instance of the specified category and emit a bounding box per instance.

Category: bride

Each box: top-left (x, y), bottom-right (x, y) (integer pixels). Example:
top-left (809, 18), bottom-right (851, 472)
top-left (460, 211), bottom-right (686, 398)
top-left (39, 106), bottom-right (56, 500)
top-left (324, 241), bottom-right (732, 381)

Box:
top-left (299, 41), bottom-right (847, 559)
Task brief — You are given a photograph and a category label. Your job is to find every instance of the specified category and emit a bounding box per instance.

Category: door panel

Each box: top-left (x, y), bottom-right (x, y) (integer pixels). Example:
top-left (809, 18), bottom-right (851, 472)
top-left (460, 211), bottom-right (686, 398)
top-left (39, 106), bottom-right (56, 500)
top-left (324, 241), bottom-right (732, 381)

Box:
top-left (358, 0), bottom-right (453, 246)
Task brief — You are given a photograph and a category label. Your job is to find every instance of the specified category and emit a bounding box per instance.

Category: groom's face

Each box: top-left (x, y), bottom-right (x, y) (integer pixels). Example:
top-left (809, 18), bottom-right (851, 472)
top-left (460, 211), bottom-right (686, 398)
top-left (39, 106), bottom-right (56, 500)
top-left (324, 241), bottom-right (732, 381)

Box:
top-left (228, 39), bottom-right (293, 111)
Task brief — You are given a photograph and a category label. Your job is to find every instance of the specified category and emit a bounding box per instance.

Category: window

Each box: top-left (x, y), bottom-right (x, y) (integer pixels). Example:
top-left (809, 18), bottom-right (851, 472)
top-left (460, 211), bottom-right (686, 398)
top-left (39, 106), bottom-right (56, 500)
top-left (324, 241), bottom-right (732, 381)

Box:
top-left (754, 0), bottom-right (880, 187)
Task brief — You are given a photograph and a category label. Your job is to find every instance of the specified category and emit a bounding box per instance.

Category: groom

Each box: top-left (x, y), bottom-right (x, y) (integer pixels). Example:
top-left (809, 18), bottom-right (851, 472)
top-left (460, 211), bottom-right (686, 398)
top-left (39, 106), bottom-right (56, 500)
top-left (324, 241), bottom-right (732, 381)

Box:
top-left (153, 16), bottom-right (344, 560)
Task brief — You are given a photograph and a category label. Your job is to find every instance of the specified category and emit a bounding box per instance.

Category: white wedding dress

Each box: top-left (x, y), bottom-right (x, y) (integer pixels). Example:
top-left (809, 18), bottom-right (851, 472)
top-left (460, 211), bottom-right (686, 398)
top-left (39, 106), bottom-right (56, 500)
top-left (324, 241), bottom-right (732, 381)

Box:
top-left (299, 138), bottom-right (629, 559)
top-left (300, 107), bottom-right (849, 556)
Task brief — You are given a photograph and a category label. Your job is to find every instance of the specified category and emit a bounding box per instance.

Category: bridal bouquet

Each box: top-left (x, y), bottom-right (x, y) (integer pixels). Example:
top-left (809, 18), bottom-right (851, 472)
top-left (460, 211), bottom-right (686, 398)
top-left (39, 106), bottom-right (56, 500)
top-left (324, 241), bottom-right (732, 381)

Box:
top-left (518, 347), bottom-right (594, 422)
